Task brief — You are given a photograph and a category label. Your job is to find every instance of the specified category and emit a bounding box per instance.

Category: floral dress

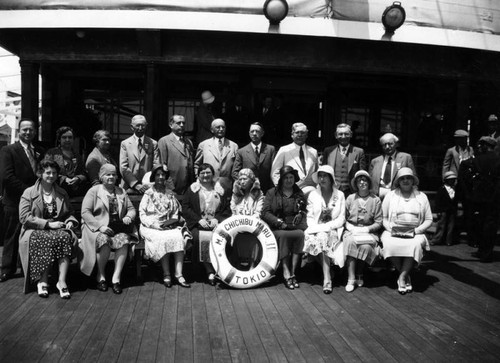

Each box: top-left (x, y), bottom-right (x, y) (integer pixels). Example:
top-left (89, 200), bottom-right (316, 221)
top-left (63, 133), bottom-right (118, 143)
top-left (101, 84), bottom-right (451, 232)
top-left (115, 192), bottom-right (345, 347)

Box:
top-left (139, 187), bottom-right (192, 262)
top-left (95, 192), bottom-right (135, 250)
top-left (29, 198), bottom-right (73, 283)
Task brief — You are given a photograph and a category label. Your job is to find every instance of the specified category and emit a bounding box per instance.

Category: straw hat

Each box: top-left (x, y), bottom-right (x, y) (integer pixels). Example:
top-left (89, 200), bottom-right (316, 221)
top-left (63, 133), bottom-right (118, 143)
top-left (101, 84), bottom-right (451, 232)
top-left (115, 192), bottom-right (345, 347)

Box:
top-left (350, 170), bottom-right (373, 192)
top-left (393, 167), bottom-right (419, 187)
top-left (312, 165), bottom-right (335, 184)
top-left (443, 171), bottom-right (457, 181)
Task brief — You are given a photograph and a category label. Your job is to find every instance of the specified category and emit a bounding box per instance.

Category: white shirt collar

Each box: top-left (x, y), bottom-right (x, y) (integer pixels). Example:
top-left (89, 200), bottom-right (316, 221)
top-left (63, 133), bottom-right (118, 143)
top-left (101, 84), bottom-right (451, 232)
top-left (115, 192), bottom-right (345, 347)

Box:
top-left (252, 142), bottom-right (262, 150)
top-left (215, 137), bottom-right (225, 144)
top-left (133, 134), bottom-right (144, 144)
top-left (19, 139), bottom-right (32, 150)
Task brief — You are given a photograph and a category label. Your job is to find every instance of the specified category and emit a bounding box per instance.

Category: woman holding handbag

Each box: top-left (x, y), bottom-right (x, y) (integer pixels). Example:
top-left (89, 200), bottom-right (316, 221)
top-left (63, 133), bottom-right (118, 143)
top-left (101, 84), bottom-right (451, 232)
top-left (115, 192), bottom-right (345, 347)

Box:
top-left (380, 167), bottom-right (432, 295)
top-left (342, 170), bottom-right (382, 293)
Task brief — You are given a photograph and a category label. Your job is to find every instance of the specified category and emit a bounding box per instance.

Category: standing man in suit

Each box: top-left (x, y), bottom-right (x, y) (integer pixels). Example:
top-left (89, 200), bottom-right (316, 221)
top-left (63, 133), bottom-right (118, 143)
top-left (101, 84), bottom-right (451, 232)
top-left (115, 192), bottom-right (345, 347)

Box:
top-left (119, 114), bottom-right (160, 194)
top-left (232, 122), bottom-right (276, 193)
top-left (195, 119), bottom-right (238, 192)
top-left (369, 133), bottom-right (416, 199)
top-left (323, 123), bottom-right (367, 197)
top-left (158, 114), bottom-right (195, 197)
top-left (442, 129), bottom-right (474, 178)
top-left (0, 119), bottom-right (43, 281)
top-left (271, 122), bottom-right (318, 195)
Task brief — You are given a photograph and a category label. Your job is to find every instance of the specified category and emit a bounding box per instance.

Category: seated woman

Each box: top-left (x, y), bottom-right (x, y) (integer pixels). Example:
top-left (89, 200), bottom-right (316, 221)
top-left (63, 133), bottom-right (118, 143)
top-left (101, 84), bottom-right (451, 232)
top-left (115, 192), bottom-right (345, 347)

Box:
top-left (381, 167), bottom-right (432, 295)
top-left (86, 130), bottom-right (118, 186)
top-left (262, 166), bottom-right (307, 290)
top-left (303, 165), bottom-right (345, 294)
top-left (19, 159), bottom-right (78, 298)
top-left (229, 168), bottom-right (264, 269)
top-left (44, 126), bottom-right (88, 196)
top-left (79, 164), bottom-right (137, 294)
top-left (182, 163), bottom-right (231, 286)
top-left (343, 170), bottom-right (382, 293)
top-left (139, 164), bottom-right (192, 288)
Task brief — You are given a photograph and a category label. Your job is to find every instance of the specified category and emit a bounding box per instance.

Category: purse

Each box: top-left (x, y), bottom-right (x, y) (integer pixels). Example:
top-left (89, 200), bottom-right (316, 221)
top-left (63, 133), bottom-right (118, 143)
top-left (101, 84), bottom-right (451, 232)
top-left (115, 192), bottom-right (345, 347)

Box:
top-left (352, 233), bottom-right (376, 245)
top-left (391, 225), bottom-right (415, 238)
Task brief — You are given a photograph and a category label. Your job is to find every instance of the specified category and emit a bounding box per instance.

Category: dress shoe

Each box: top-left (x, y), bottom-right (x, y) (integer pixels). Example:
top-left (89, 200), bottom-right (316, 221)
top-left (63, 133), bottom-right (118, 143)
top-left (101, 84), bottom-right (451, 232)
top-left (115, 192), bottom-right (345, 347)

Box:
top-left (37, 283), bottom-right (49, 298)
top-left (397, 280), bottom-right (406, 295)
top-left (175, 276), bottom-right (191, 288)
top-left (207, 274), bottom-right (216, 286)
top-left (405, 276), bottom-right (413, 293)
top-left (345, 280), bottom-right (355, 293)
top-left (0, 273), bottom-right (12, 282)
top-left (291, 276), bottom-right (299, 288)
top-left (323, 281), bottom-right (333, 294)
top-left (163, 276), bottom-right (172, 288)
top-left (285, 278), bottom-right (295, 290)
top-left (355, 275), bottom-right (364, 288)
top-left (56, 282), bottom-right (71, 299)
top-left (97, 280), bottom-right (108, 292)
top-left (112, 282), bottom-right (122, 294)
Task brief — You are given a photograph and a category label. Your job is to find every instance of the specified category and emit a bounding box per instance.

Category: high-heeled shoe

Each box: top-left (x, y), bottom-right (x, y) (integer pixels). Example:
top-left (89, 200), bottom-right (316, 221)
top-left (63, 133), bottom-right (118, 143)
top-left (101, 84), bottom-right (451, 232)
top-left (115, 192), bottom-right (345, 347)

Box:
top-left (291, 276), bottom-right (299, 288)
top-left (56, 282), bottom-right (71, 299)
top-left (37, 282), bottom-right (49, 298)
top-left (163, 275), bottom-right (172, 288)
top-left (397, 279), bottom-right (407, 295)
top-left (345, 279), bottom-right (356, 293)
top-left (207, 274), bottom-right (216, 286)
top-left (405, 276), bottom-right (413, 293)
top-left (355, 275), bottom-right (364, 288)
top-left (175, 276), bottom-right (191, 288)
top-left (323, 281), bottom-right (333, 294)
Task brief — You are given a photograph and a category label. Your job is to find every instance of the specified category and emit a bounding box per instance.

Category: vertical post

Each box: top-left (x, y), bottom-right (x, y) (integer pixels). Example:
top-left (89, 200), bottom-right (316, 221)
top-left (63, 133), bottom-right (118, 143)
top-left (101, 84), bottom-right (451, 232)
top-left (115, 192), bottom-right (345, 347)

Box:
top-left (145, 63), bottom-right (161, 137)
top-left (20, 60), bottom-right (40, 126)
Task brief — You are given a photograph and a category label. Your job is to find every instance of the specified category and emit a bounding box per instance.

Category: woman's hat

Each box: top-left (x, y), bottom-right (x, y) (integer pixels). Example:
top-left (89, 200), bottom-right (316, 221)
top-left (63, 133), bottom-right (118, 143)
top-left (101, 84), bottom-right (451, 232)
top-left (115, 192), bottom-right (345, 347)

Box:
top-left (312, 165), bottom-right (335, 184)
top-left (453, 129), bottom-right (468, 138)
top-left (350, 170), bottom-right (373, 192)
top-left (98, 163), bottom-right (117, 179)
top-left (394, 167), bottom-right (419, 187)
top-left (149, 163), bottom-right (170, 182)
top-left (443, 171), bottom-right (457, 181)
top-left (278, 166), bottom-right (299, 185)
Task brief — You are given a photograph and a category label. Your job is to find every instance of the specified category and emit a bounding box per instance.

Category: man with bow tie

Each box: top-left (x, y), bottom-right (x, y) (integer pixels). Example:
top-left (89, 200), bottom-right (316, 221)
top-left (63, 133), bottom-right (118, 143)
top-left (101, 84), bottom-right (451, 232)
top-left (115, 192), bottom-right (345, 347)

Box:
top-left (271, 122), bottom-right (318, 195)
top-left (323, 123), bottom-right (367, 197)
top-left (194, 118), bottom-right (238, 192)
top-left (158, 114), bottom-right (196, 197)
top-left (0, 119), bottom-right (44, 282)
top-left (232, 122), bottom-right (276, 193)
top-left (119, 115), bottom-right (160, 194)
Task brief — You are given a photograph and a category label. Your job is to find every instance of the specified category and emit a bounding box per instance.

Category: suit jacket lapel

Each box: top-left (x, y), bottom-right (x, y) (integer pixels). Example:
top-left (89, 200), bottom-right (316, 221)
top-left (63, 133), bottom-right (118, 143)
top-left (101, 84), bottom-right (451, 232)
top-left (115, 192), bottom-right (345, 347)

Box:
top-left (347, 145), bottom-right (355, 172)
top-left (209, 140), bottom-right (220, 161)
top-left (15, 143), bottom-right (33, 172)
top-left (246, 146), bottom-right (258, 167)
top-left (258, 143), bottom-right (267, 164)
top-left (171, 135), bottom-right (187, 157)
top-left (221, 140), bottom-right (230, 161)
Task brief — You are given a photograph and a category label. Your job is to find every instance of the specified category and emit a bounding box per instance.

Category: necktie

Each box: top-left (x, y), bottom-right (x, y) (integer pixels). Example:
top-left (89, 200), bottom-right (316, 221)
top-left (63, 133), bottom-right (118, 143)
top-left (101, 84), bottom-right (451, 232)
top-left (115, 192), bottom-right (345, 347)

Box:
top-left (341, 147), bottom-right (347, 159)
top-left (383, 156), bottom-right (392, 185)
top-left (255, 145), bottom-right (260, 159)
top-left (218, 138), bottom-right (223, 157)
top-left (138, 138), bottom-right (143, 154)
top-left (300, 146), bottom-right (306, 173)
top-left (27, 146), bottom-right (36, 173)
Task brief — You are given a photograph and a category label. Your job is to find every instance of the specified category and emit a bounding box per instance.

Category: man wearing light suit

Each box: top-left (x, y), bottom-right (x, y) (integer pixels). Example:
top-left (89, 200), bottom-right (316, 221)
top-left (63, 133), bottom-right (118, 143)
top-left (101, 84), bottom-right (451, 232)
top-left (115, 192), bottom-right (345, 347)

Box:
top-left (119, 115), bottom-right (160, 194)
top-left (271, 122), bottom-right (318, 194)
top-left (195, 119), bottom-right (238, 192)
top-left (232, 122), bottom-right (276, 193)
top-left (442, 129), bottom-right (474, 178)
top-left (158, 114), bottom-right (195, 196)
top-left (323, 123), bottom-right (367, 197)
top-left (0, 119), bottom-right (43, 281)
top-left (369, 133), bottom-right (416, 199)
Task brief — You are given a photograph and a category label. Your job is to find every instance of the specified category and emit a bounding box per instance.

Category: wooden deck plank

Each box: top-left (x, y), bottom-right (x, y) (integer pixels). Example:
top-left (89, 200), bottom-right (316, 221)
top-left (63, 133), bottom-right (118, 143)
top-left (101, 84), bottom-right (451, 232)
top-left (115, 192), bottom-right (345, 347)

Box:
top-left (97, 287), bottom-right (141, 363)
top-left (174, 286), bottom-right (195, 362)
top-left (216, 287), bottom-right (250, 362)
top-left (137, 282), bottom-right (167, 362)
top-left (191, 283), bottom-right (213, 363)
top-left (60, 290), bottom-right (117, 362)
top-left (156, 283), bottom-right (179, 362)
top-left (253, 288), bottom-right (308, 363)
top-left (204, 285), bottom-right (232, 363)
top-left (242, 289), bottom-right (288, 363)
top-left (118, 283), bottom-right (154, 361)
top-left (39, 291), bottom-right (100, 362)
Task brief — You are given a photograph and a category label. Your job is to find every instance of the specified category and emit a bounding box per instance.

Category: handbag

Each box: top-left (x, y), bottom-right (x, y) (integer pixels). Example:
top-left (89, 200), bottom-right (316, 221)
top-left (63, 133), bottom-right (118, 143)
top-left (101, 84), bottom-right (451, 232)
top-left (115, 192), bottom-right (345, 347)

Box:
top-left (352, 233), bottom-right (376, 245)
top-left (391, 225), bottom-right (415, 238)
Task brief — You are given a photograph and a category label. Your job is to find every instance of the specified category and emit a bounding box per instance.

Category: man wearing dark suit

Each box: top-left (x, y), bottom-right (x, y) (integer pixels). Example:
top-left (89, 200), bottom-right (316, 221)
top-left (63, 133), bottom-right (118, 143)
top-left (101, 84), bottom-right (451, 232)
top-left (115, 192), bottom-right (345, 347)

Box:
top-left (232, 122), bottom-right (276, 193)
top-left (195, 119), bottom-right (238, 192)
top-left (442, 129), bottom-right (474, 178)
top-left (158, 114), bottom-right (195, 196)
top-left (223, 95), bottom-right (252, 146)
top-left (0, 119), bottom-right (43, 281)
top-left (369, 133), bottom-right (416, 199)
top-left (119, 114), bottom-right (160, 194)
top-left (257, 96), bottom-right (279, 147)
top-left (323, 123), bottom-right (367, 197)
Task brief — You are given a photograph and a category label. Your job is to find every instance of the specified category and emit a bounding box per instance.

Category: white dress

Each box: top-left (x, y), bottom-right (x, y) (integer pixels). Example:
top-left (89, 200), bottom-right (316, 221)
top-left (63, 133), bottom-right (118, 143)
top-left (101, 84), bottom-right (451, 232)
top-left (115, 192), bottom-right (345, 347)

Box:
top-left (139, 186), bottom-right (191, 262)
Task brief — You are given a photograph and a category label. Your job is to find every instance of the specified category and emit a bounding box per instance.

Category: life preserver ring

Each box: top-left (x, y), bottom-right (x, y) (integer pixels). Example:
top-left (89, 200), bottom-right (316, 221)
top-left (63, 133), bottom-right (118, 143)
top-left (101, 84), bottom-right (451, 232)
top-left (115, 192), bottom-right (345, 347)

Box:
top-left (210, 215), bottom-right (278, 289)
